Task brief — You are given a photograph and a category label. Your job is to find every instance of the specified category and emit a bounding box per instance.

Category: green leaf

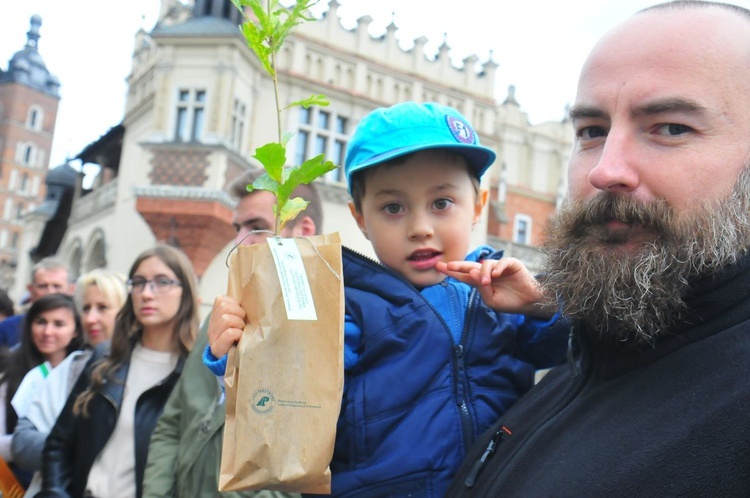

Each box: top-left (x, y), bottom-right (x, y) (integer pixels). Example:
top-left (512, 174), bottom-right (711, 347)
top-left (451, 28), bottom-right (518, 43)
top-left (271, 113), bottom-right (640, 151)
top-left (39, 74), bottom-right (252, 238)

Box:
top-left (278, 196), bottom-right (310, 231)
top-left (285, 94), bottom-right (330, 110)
top-left (253, 143), bottom-right (287, 183)
top-left (281, 131), bottom-right (294, 146)
top-left (250, 173), bottom-right (281, 197)
top-left (234, 0), bottom-right (334, 234)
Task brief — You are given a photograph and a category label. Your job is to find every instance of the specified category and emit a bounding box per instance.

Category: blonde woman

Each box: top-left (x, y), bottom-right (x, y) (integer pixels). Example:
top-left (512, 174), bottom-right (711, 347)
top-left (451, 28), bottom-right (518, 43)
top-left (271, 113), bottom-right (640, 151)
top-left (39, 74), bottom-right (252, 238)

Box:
top-left (40, 245), bottom-right (199, 498)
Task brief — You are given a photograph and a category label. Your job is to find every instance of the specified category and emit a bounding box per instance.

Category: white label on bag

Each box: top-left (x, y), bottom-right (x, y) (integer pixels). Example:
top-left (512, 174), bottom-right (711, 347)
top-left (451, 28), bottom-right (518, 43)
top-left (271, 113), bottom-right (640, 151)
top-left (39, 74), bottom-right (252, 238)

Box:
top-left (267, 238), bottom-right (317, 320)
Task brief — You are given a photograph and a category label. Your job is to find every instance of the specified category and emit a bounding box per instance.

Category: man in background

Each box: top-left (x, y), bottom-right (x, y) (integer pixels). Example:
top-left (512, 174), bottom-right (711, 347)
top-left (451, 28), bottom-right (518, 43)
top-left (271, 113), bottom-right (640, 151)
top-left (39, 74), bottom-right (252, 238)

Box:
top-left (0, 257), bottom-right (74, 349)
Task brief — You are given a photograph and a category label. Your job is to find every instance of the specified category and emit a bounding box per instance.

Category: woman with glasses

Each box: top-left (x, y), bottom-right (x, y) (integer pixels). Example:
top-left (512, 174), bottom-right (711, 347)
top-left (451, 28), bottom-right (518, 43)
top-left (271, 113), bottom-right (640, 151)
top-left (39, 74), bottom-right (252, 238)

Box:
top-left (11, 269), bottom-right (127, 495)
top-left (39, 245), bottom-right (200, 498)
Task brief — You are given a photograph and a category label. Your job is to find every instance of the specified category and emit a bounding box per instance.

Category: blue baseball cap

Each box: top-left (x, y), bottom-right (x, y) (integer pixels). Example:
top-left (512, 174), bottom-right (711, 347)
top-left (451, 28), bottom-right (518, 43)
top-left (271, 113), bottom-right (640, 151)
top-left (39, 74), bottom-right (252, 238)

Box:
top-left (344, 102), bottom-right (496, 193)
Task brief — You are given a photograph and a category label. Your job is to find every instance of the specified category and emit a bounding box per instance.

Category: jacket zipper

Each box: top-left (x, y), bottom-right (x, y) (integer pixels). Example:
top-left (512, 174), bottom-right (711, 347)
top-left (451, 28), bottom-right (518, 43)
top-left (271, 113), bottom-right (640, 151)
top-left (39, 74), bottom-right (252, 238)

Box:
top-left (464, 426), bottom-right (512, 487)
top-left (462, 333), bottom-right (589, 492)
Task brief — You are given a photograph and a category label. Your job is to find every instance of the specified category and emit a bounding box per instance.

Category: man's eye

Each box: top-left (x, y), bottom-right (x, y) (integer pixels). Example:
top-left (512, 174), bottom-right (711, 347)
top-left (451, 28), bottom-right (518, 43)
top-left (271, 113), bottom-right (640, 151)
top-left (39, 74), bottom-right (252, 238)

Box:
top-left (578, 126), bottom-right (607, 139)
top-left (656, 123), bottom-right (692, 136)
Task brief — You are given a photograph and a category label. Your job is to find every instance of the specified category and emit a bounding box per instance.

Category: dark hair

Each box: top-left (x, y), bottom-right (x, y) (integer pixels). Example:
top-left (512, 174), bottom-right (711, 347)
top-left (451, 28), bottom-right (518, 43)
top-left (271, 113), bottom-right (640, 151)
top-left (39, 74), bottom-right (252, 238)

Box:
top-left (2, 293), bottom-right (83, 433)
top-left (349, 149), bottom-right (480, 213)
top-left (74, 244), bottom-right (200, 416)
top-left (228, 169), bottom-right (324, 232)
top-left (0, 289), bottom-right (14, 318)
top-left (640, 1), bottom-right (750, 19)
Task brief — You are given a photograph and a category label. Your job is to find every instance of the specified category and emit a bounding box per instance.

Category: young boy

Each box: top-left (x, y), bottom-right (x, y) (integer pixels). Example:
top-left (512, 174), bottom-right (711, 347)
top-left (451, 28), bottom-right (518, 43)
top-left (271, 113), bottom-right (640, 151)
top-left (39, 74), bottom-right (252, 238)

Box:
top-left (205, 102), bottom-right (568, 497)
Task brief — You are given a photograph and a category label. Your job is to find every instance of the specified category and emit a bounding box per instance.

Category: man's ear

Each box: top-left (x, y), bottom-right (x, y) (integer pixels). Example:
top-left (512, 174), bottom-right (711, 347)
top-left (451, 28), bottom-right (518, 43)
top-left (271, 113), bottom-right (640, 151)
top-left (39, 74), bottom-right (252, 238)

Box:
top-left (294, 216), bottom-right (317, 237)
top-left (348, 201), bottom-right (369, 240)
top-left (473, 189), bottom-right (489, 225)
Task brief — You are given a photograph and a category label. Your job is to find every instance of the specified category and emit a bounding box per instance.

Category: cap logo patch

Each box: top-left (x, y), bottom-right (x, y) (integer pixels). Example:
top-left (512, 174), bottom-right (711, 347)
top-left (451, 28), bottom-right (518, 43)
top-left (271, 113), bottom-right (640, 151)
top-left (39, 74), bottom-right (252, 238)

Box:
top-left (446, 116), bottom-right (475, 144)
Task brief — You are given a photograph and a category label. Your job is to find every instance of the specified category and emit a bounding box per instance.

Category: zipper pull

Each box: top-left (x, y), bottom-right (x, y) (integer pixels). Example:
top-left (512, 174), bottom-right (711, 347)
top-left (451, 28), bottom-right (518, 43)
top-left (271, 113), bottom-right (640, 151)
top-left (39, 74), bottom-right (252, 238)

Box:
top-left (464, 426), bottom-right (511, 488)
top-left (567, 327), bottom-right (579, 377)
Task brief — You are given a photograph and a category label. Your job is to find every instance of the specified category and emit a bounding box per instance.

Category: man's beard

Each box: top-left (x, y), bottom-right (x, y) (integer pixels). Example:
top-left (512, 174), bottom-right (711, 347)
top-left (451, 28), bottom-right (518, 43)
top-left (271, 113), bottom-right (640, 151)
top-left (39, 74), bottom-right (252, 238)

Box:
top-left (542, 166), bottom-right (750, 345)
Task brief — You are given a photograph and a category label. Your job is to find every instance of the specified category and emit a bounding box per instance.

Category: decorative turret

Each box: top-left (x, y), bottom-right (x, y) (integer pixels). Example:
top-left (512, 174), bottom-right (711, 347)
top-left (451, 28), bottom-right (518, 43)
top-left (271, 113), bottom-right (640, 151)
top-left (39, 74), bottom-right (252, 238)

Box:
top-left (1, 16), bottom-right (60, 97)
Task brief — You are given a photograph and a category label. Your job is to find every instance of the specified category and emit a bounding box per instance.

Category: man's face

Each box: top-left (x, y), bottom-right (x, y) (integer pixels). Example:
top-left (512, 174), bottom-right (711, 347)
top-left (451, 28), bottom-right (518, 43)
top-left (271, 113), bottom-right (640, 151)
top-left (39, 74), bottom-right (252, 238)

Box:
top-left (545, 8), bottom-right (750, 342)
top-left (568, 8), bottom-right (750, 236)
top-left (232, 190), bottom-right (309, 246)
top-left (29, 268), bottom-right (73, 301)
top-left (233, 190), bottom-right (278, 246)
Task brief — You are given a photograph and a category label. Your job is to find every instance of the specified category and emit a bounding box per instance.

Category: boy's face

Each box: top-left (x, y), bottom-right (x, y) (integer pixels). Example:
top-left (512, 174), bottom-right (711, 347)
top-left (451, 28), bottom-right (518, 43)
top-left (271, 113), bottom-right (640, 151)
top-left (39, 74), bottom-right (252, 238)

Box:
top-left (349, 150), bottom-right (487, 288)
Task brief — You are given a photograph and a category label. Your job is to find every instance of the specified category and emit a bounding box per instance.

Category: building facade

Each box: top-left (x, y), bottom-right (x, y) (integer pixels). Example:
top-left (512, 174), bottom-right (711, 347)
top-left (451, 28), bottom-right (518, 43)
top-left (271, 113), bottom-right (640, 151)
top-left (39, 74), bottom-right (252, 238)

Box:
top-left (11, 0), bottom-right (573, 316)
top-left (0, 15), bottom-right (60, 293)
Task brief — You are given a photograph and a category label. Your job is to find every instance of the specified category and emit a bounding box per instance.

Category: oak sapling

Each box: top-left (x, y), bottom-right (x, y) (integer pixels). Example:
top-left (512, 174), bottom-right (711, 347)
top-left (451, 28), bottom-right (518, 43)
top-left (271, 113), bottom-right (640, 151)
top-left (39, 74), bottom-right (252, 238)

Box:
top-left (233, 0), bottom-right (338, 234)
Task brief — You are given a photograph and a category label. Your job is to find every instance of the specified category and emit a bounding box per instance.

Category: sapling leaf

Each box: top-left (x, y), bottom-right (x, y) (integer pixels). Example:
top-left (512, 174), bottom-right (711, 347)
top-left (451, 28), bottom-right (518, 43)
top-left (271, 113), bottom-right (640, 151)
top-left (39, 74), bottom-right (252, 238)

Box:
top-left (249, 173), bottom-right (281, 197)
top-left (253, 143), bottom-right (287, 183)
top-left (278, 197), bottom-right (310, 231)
top-left (286, 94), bottom-right (330, 110)
top-left (281, 131), bottom-right (294, 146)
top-left (233, 0), bottom-right (339, 235)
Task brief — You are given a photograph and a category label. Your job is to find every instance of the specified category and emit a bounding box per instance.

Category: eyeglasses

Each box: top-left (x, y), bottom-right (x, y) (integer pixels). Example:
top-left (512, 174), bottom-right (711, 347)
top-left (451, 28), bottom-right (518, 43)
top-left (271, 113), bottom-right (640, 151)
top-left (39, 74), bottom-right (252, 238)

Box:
top-left (126, 276), bottom-right (182, 294)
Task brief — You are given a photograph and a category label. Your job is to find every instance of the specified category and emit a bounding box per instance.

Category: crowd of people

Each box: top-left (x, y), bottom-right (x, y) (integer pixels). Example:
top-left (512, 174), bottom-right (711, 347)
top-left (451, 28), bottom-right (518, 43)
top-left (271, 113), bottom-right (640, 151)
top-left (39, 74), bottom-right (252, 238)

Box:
top-left (0, 1), bottom-right (748, 496)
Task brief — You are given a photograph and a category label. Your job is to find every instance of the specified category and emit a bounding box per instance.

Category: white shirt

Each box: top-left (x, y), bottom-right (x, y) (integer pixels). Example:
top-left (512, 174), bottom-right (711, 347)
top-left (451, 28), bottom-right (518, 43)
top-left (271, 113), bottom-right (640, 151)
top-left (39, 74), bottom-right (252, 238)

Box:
top-left (85, 344), bottom-right (177, 498)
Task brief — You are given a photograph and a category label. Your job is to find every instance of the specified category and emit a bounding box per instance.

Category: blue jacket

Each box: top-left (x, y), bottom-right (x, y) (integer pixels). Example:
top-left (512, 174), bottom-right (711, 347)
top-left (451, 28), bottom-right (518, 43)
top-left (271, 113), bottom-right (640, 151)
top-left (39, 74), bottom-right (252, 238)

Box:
top-left (0, 314), bottom-right (23, 349)
top-left (333, 246), bottom-right (567, 497)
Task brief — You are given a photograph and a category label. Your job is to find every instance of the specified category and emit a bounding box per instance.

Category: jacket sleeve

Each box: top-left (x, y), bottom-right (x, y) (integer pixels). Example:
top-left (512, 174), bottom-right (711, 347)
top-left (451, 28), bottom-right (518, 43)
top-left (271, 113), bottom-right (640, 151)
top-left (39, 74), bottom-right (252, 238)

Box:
top-left (142, 328), bottom-right (202, 497)
top-left (11, 416), bottom-right (44, 471)
top-left (513, 313), bottom-right (571, 368)
top-left (38, 361), bottom-right (92, 498)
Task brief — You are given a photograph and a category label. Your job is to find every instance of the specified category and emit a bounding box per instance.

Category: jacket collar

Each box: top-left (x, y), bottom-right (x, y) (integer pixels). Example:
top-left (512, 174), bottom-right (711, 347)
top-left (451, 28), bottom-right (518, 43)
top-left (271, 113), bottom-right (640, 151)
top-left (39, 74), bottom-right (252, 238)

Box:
top-left (580, 252), bottom-right (750, 377)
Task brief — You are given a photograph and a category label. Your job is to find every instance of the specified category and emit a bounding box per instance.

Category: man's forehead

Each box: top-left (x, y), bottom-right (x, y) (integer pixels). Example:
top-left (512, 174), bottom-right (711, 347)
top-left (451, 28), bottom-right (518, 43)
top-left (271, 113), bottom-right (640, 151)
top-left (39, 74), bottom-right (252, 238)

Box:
top-left (35, 267), bottom-right (69, 282)
top-left (234, 192), bottom-right (276, 221)
top-left (584, 7), bottom-right (750, 69)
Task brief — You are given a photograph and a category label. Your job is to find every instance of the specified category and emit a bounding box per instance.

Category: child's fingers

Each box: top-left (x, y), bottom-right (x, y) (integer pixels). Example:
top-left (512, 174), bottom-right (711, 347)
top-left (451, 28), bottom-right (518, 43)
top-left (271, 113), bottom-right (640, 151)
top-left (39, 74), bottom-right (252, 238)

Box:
top-left (436, 261), bottom-right (481, 286)
top-left (211, 327), bottom-right (242, 358)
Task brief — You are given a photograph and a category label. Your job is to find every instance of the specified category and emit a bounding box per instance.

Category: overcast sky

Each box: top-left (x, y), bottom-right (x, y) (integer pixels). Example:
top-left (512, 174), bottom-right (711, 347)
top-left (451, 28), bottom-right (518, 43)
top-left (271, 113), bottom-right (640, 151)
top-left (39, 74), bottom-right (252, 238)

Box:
top-left (3, 0), bottom-right (750, 169)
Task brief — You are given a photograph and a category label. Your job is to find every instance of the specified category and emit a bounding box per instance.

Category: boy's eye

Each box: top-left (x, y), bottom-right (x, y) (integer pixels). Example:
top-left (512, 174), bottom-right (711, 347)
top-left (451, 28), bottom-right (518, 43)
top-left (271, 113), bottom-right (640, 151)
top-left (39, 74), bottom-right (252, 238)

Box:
top-left (383, 203), bottom-right (403, 215)
top-left (433, 198), bottom-right (452, 210)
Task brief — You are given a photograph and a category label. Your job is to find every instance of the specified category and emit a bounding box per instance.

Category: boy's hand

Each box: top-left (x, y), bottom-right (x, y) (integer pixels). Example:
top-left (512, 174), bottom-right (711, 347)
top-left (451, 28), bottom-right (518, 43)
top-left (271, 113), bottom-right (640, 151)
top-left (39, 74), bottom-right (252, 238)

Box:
top-left (208, 295), bottom-right (246, 358)
top-left (435, 258), bottom-right (553, 318)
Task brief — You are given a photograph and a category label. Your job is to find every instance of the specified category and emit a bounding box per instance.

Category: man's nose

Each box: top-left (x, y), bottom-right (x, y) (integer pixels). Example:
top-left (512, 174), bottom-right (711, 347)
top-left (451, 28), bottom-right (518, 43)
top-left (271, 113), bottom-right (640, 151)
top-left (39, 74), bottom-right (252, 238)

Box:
top-left (587, 128), bottom-right (640, 194)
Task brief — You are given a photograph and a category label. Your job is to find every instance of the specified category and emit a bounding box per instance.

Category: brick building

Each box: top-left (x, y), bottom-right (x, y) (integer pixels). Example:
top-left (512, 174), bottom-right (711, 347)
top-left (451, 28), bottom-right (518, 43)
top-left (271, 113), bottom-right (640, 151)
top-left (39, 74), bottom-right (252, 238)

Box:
top-left (0, 15), bottom-right (60, 292)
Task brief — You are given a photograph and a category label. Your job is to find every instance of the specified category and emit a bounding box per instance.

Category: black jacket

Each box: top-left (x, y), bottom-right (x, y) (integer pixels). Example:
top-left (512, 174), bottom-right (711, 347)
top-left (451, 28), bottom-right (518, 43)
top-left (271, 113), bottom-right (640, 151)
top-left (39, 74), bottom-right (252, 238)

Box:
top-left (447, 255), bottom-right (750, 497)
top-left (37, 344), bottom-right (185, 498)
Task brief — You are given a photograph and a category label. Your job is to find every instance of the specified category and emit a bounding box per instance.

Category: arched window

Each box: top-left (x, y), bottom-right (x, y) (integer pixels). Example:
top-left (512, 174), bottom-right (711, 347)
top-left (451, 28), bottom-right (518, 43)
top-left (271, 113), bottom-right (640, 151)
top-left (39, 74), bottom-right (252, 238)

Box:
top-left (27, 105), bottom-right (43, 131)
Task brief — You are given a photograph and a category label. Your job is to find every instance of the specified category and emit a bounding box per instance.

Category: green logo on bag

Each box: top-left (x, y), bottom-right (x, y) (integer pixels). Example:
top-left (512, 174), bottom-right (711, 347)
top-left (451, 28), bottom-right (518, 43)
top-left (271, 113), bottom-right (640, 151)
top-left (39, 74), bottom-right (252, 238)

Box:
top-left (251, 388), bottom-right (275, 414)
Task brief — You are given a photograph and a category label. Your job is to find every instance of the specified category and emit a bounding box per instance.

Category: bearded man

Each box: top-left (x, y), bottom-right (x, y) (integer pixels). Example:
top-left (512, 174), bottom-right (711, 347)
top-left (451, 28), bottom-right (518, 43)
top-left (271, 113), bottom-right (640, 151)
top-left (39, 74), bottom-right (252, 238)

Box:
top-left (445, 1), bottom-right (750, 496)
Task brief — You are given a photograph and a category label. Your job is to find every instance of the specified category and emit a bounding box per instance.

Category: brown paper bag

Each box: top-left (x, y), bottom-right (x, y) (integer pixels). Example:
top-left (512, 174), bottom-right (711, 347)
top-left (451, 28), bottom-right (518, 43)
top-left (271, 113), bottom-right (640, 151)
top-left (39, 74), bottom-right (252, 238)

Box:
top-left (220, 233), bottom-right (344, 494)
